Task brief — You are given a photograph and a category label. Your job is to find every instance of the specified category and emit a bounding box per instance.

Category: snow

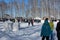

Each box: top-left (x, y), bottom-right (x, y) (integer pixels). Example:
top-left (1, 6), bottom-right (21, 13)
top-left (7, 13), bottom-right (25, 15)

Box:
top-left (13, 22), bottom-right (19, 31)
top-left (0, 21), bottom-right (58, 40)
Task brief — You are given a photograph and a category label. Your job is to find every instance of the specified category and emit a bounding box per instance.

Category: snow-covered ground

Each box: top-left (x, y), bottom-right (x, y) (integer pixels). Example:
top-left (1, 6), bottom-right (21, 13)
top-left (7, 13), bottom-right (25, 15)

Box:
top-left (0, 20), bottom-right (58, 40)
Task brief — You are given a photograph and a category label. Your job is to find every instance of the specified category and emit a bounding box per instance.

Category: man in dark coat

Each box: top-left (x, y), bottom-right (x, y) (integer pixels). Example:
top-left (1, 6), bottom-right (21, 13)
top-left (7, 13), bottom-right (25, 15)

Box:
top-left (31, 18), bottom-right (34, 26)
top-left (56, 20), bottom-right (60, 40)
top-left (28, 19), bottom-right (30, 26)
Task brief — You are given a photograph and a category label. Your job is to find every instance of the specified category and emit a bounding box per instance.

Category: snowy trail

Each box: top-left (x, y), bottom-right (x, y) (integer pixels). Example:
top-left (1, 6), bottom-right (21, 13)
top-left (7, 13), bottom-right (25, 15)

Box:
top-left (0, 24), bottom-right (42, 40)
top-left (0, 22), bottom-right (58, 40)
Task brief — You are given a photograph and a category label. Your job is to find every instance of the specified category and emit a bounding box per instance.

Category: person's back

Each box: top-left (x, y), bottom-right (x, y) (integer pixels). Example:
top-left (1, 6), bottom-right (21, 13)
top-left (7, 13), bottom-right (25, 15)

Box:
top-left (41, 18), bottom-right (51, 40)
top-left (49, 20), bottom-right (54, 40)
top-left (56, 20), bottom-right (60, 40)
top-left (49, 20), bottom-right (54, 31)
top-left (56, 21), bottom-right (60, 31)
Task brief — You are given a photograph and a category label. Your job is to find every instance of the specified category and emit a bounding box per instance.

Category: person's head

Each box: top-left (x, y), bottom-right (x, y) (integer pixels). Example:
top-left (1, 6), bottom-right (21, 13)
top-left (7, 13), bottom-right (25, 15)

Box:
top-left (45, 18), bottom-right (48, 21)
top-left (44, 18), bottom-right (48, 23)
top-left (50, 20), bottom-right (53, 22)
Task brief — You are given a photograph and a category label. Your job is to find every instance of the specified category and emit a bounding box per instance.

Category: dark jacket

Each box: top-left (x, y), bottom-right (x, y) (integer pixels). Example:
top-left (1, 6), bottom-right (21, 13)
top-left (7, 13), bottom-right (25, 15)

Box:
top-left (56, 22), bottom-right (60, 32)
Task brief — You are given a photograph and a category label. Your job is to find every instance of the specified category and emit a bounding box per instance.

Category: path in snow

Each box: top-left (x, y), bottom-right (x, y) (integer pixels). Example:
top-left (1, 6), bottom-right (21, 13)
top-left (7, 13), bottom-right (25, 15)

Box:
top-left (0, 21), bottom-right (58, 40)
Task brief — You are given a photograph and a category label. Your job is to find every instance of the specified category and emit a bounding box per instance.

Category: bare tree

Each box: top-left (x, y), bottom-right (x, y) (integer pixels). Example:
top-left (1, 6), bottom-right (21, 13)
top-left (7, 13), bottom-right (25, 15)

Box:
top-left (0, 0), bottom-right (7, 18)
top-left (26, 0), bottom-right (33, 18)
top-left (13, 0), bottom-right (19, 18)
top-left (22, 0), bottom-right (25, 17)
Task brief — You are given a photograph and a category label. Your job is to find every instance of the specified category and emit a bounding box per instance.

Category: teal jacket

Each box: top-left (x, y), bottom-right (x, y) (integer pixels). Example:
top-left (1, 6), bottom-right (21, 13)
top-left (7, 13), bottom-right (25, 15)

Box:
top-left (41, 20), bottom-right (51, 36)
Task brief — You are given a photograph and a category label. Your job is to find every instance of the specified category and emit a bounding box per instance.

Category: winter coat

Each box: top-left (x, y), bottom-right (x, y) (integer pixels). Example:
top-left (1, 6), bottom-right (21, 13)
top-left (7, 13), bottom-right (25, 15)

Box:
top-left (56, 22), bottom-right (60, 37)
top-left (49, 22), bottom-right (54, 31)
top-left (56, 22), bottom-right (60, 32)
top-left (41, 20), bottom-right (51, 36)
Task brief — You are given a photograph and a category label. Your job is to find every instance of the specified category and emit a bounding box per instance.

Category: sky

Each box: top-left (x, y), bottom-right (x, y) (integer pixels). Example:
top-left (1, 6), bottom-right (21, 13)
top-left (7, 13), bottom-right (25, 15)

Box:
top-left (3, 0), bottom-right (28, 4)
top-left (0, 0), bottom-right (29, 17)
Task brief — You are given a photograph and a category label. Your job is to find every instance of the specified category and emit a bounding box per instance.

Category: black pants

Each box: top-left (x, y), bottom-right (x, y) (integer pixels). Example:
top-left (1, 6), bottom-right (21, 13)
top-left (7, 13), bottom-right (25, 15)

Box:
top-left (57, 32), bottom-right (60, 40)
top-left (42, 36), bottom-right (49, 40)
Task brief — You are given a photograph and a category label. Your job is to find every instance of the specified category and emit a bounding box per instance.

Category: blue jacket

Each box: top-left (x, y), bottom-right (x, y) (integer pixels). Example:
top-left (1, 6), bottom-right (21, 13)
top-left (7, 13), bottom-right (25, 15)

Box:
top-left (41, 20), bottom-right (51, 36)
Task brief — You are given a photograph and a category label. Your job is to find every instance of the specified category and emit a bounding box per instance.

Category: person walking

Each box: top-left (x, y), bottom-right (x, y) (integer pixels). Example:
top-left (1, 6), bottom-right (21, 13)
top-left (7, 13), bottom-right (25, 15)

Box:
top-left (56, 20), bottom-right (60, 40)
top-left (41, 18), bottom-right (51, 40)
top-left (31, 18), bottom-right (34, 26)
top-left (28, 19), bottom-right (30, 26)
top-left (49, 20), bottom-right (54, 40)
top-left (18, 19), bottom-right (20, 30)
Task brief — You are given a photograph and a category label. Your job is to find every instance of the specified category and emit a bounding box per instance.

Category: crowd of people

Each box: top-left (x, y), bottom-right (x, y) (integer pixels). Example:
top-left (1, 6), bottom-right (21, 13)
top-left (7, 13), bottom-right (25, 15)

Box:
top-left (0, 18), bottom-right (34, 31)
top-left (0, 18), bottom-right (60, 40)
top-left (41, 18), bottom-right (60, 40)
top-left (28, 18), bottom-right (34, 26)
